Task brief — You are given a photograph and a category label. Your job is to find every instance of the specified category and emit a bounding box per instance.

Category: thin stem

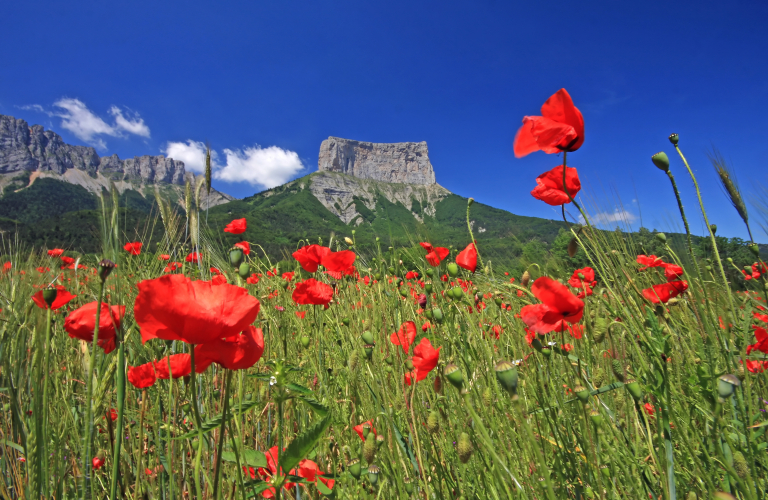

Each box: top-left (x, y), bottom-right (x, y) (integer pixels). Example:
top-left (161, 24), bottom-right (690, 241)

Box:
top-left (41, 307), bottom-right (52, 497)
top-left (190, 346), bottom-right (205, 500)
top-left (562, 151), bottom-right (592, 228)
top-left (134, 390), bottom-right (148, 497)
top-left (212, 369), bottom-right (233, 499)
top-left (109, 337), bottom-right (126, 500)
top-left (465, 199), bottom-right (484, 269)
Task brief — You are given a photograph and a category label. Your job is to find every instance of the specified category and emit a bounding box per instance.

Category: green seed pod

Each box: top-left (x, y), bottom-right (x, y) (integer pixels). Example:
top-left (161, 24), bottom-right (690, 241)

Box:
top-left (425, 283), bottom-right (433, 294)
top-left (651, 152), bottom-right (670, 172)
top-left (668, 133), bottom-right (679, 145)
top-left (590, 410), bottom-right (603, 427)
top-left (717, 374), bottom-right (740, 399)
top-left (494, 360), bottom-right (519, 396)
top-left (404, 477), bottom-right (414, 494)
top-left (245, 393), bottom-right (253, 401)
top-left (384, 355), bottom-right (393, 366)
top-left (42, 287), bottom-right (58, 308)
top-left (451, 287), bottom-right (463, 300)
top-left (229, 247), bottom-right (244, 267)
top-left (600, 464), bottom-right (610, 478)
top-left (361, 331), bottom-right (374, 345)
top-left (301, 336), bottom-right (310, 348)
top-left (447, 262), bottom-right (459, 277)
top-left (425, 309), bottom-right (433, 320)
top-left (364, 344), bottom-right (375, 360)
top-left (374, 272), bottom-right (382, 280)
top-left (405, 359), bottom-right (414, 371)
top-left (367, 464), bottom-right (380, 485)
top-left (425, 268), bottom-right (434, 277)
top-left (611, 359), bottom-right (625, 382)
top-left (427, 411), bottom-right (440, 434)
top-left (733, 451), bottom-right (749, 479)
top-left (399, 288), bottom-right (409, 298)
top-left (385, 366), bottom-right (393, 373)
top-left (376, 434), bottom-right (385, 448)
top-left (574, 385), bottom-right (590, 404)
top-left (710, 224), bottom-right (717, 235)
top-left (713, 493), bottom-right (737, 500)
top-left (749, 243), bottom-right (760, 257)
top-left (342, 317), bottom-right (350, 327)
top-left (347, 458), bottom-right (361, 479)
top-left (494, 297), bottom-right (503, 307)
top-left (98, 259), bottom-right (116, 282)
top-left (444, 364), bottom-right (464, 390)
top-left (432, 308), bottom-right (444, 324)
top-left (625, 380), bottom-right (643, 402)
top-left (238, 261), bottom-right (250, 278)
top-left (457, 432), bottom-right (473, 463)
top-left (388, 266), bottom-right (395, 275)
top-left (656, 232), bottom-right (667, 244)
top-left (191, 439), bottom-right (200, 451)
top-left (363, 433), bottom-right (377, 464)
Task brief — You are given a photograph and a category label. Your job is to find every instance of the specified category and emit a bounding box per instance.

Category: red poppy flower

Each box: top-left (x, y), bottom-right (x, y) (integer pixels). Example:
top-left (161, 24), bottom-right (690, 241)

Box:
top-left (124, 242), bottom-right (142, 256)
top-left (247, 274), bottom-right (260, 284)
top-left (743, 359), bottom-right (768, 373)
top-left (2, 261), bottom-right (10, 272)
top-left (405, 271), bottom-right (419, 280)
top-left (164, 262), bottom-right (182, 273)
top-left (405, 337), bottom-right (440, 385)
top-left (321, 250), bottom-right (356, 273)
top-left (520, 277), bottom-right (585, 334)
top-left (153, 353), bottom-right (209, 379)
top-left (108, 408), bottom-right (118, 421)
top-left (423, 246), bottom-right (449, 267)
top-left (746, 327), bottom-right (768, 355)
top-left (185, 252), bottom-right (202, 263)
top-left (663, 263), bottom-right (684, 281)
top-left (297, 459), bottom-right (335, 492)
top-left (644, 403), bottom-right (655, 416)
top-left (390, 321), bottom-right (417, 354)
top-left (282, 271), bottom-right (295, 281)
top-left (48, 248), bottom-right (64, 258)
top-left (292, 278), bottom-right (333, 305)
top-left (92, 457), bottom-right (105, 470)
top-left (64, 302), bottom-right (126, 354)
top-left (60, 256), bottom-right (75, 269)
top-left (211, 275), bottom-right (228, 285)
top-left (642, 281), bottom-right (688, 304)
top-left (567, 267), bottom-right (596, 289)
top-left (353, 420), bottom-right (377, 440)
top-left (36, 267), bottom-right (50, 273)
top-left (127, 362), bottom-right (157, 389)
top-left (295, 311), bottom-right (306, 319)
top-left (561, 343), bottom-right (573, 352)
top-left (513, 88), bottom-right (584, 157)
top-left (292, 245), bottom-right (331, 273)
top-left (32, 286), bottom-right (76, 310)
top-left (531, 165), bottom-right (581, 205)
top-left (134, 274), bottom-right (261, 344)
top-left (636, 255), bottom-right (665, 270)
top-left (456, 242), bottom-right (478, 273)
top-left (224, 218), bottom-right (247, 234)
top-left (576, 287), bottom-right (593, 299)
top-left (196, 326), bottom-right (265, 371)
top-left (234, 241), bottom-right (250, 255)
top-left (753, 312), bottom-right (768, 323)
top-left (159, 254), bottom-right (171, 261)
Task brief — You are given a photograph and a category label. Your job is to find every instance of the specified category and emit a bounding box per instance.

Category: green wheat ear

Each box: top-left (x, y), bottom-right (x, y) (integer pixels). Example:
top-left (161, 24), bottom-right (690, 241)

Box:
top-left (708, 147), bottom-right (753, 240)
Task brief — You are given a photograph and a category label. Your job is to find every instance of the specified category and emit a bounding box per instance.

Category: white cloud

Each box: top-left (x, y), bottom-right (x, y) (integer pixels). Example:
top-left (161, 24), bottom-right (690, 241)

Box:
top-left (109, 106), bottom-right (150, 138)
top-left (215, 146), bottom-right (304, 188)
top-left (578, 208), bottom-right (637, 225)
top-left (163, 140), bottom-right (216, 173)
top-left (18, 104), bottom-right (46, 113)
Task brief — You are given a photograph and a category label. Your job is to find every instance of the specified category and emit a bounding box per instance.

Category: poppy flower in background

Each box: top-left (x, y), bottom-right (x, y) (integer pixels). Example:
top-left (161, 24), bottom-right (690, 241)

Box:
top-left (32, 286), bottom-right (76, 310)
top-left (60, 256), bottom-right (75, 269)
top-left (754, 312), bottom-right (768, 323)
top-left (567, 267), bottom-right (596, 289)
top-left (196, 326), bottom-right (265, 371)
top-left (531, 165), bottom-right (581, 205)
top-left (293, 244), bottom-right (331, 273)
top-left (108, 408), bottom-right (118, 421)
top-left (420, 243), bottom-right (449, 266)
top-left (297, 459), bottom-right (335, 492)
top-left (2, 261), bottom-right (10, 272)
top-left (124, 242), bottom-right (142, 256)
top-left (282, 271), bottom-right (295, 281)
top-left (92, 457), bottom-right (105, 470)
top-left (746, 327), bottom-right (768, 355)
top-left (405, 271), bottom-right (419, 280)
top-left (234, 241), bottom-right (251, 255)
top-left (743, 359), bottom-right (768, 373)
top-left (153, 353), bottom-right (207, 379)
top-left (164, 262), bottom-right (182, 273)
top-left (210, 267), bottom-right (222, 275)
top-left (405, 337), bottom-right (441, 385)
top-left (158, 254), bottom-right (171, 261)
top-left (47, 249), bottom-right (64, 258)
top-left (576, 287), bottom-right (593, 299)
top-left (637, 255), bottom-right (665, 270)
top-left (224, 218), bottom-right (247, 234)
top-left (246, 274), bottom-right (260, 284)
top-left (292, 278), bottom-right (334, 305)
top-left (185, 252), bottom-right (202, 263)
top-left (211, 275), bottom-right (228, 285)
top-left (36, 267), bottom-right (50, 273)
top-left (663, 263), bottom-right (684, 281)
top-left (321, 250), bottom-right (356, 273)
top-left (134, 274), bottom-right (261, 345)
top-left (513, 88), bottom-right (584, 157)
top-left (642, 280), bottom-right (688, 304)
top-left (353, 420), bottom-right (377, 440)
top-left (456, 242), bottom-right (478, 273)
top-left (127, 362), bottom-right (157, 389)
top-left (64, 302), bottom-right (126, 354)
top-left (520, 276), bottom-right (585, 334)
top-left (644, 403), bottom-right (655, 416)
top-left (390, 321), bottom-right (417, 354)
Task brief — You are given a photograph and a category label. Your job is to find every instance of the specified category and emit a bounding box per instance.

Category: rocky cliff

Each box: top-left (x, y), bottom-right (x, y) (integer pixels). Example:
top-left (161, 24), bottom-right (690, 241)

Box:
top-left (0, 114), bottom-right (232, 206)
top-left (318, 137), bottom-right (436, 185)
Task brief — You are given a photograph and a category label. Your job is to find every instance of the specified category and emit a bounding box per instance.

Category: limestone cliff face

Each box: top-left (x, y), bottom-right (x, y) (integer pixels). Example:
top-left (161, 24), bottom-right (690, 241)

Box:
top-left (318, 137), bottom-right (436, 185)
top-left (0, 114), bottom-right (232, 206)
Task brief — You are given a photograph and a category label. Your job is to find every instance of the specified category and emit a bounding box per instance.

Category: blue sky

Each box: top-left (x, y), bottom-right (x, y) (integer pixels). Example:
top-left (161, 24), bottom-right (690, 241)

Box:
top-left (2, 0), bottom-right (767, 241)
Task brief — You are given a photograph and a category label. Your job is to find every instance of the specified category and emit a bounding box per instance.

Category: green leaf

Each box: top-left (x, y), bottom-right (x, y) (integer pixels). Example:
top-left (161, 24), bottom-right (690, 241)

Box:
top-left (286, 383), bottom-right (312, 395)
top-left (297, 395), bottom-right (329, 417)
top-left (279, 414), bottom-right (331, 473)
top-left (316, 477), bottom-right (334, 495)
top-left (173, 399), bottom-right (261, 440)
top-left (221, 449), bottom-right (268, 469)
top-left (1, 439), bottom-right (24, 454)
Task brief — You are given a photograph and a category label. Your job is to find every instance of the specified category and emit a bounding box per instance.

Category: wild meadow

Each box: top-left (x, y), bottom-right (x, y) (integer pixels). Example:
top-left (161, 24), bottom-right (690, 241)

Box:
top-left (0, 89), bottom-right (767, 500)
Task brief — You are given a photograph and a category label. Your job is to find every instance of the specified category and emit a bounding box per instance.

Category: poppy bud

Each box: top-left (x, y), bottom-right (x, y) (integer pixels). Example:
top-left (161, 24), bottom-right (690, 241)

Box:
top-left (447, 262), bottom-right (459, 277)
top-left (364, 344), bottom-right (375, 360)
top-left (468, 197), bottom-right (474, 207)
top-left (399, 288), bottom-right (408, 298)
top-left (417, 294), bottom-right (427, 308)
top-left (384, 355), bottom-right (393, 366)
top-left (347, 458), bottom-right (361, 479)
top-left (427, 411), bottom-right (440, 433)
top-left (749, 243), bottom-right (759, 257)
top-left (457, 432), bottom-right (473, 463)
top-left (433, 375), bottom-right (443, 394)
top-left (568, 237), bottom-right (578, 257)
top-left (345, 237), bottom-right (354, 246)
top-left (300, 336), bottom-right (310, 349)
top-left (521, 271), bottom-right (530, 287)
top-left (494, 360), bottom-right (518, 396)
top-left (98, 259), bottom-right (116, 282)
top-left (425, 309), bottom-right (433, 320)
top-left (432, 308), bottom-right (444, 324)
top-left (444, 364), bottom-right (463, 390)
top-left (494, 297), bottom-right (503, 307)
top-left (425, 283), bottom-right (433, 294)
top-left (375, 272), bottom-right (382, 280)
top-left (238, 261), bottom-right (250, 278)
top-left (229, 247), bottom-right (244, 267)
top-left (625, 380), bottom-right (643, 402)
top-left (574, 385), bottom-right (590, 404)
top-left (656, 233), bottom-right (667, 244)
top-left (405, 359), bottom-right (414, 370)
top-left (668, 133), bottom-right (679, 145)
top-left (451, 287), bottom-right (463, 300)
top-left (404, 477), bottom-right (414, 494)
top-left (710, 224), bottom-right (717, 235)
top-left (43, 287), bottom-right (58, 308)
top-left (361, 331), bottom-right (374, 345)
top-left (589, 410), bottom-right (603, 426)
top-left (367, 464), bottom-right (380, 485)
top-left (651, 152), bottom-right (670, 172)
top-left (425, 268), bottom-right (434, 277)
top-left (717, 374), bottom-right (740, 399)
top-left (600, 464), bottom-right (610, 478)
top-left (376, 434), bottom-right (384, 448)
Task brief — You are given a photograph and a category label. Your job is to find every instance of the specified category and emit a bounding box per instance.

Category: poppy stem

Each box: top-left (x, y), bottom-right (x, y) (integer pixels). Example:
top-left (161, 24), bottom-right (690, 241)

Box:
top-left (190, 346), bottom-right (205, 500)
top-left (80, 278), bottom-right (105, 500)
top-left (561, 152), bottom-right (591, 228)
top-left (108, 335), bottom-right (126, 500)
top-left (41, 307), bottom-right (53, 497)
top-left (465, 198), bottom-right (483, 269)
top-left (212, 369), bottom-right (232, 499)
top-left (133, 390), bottom-right (148, 497)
